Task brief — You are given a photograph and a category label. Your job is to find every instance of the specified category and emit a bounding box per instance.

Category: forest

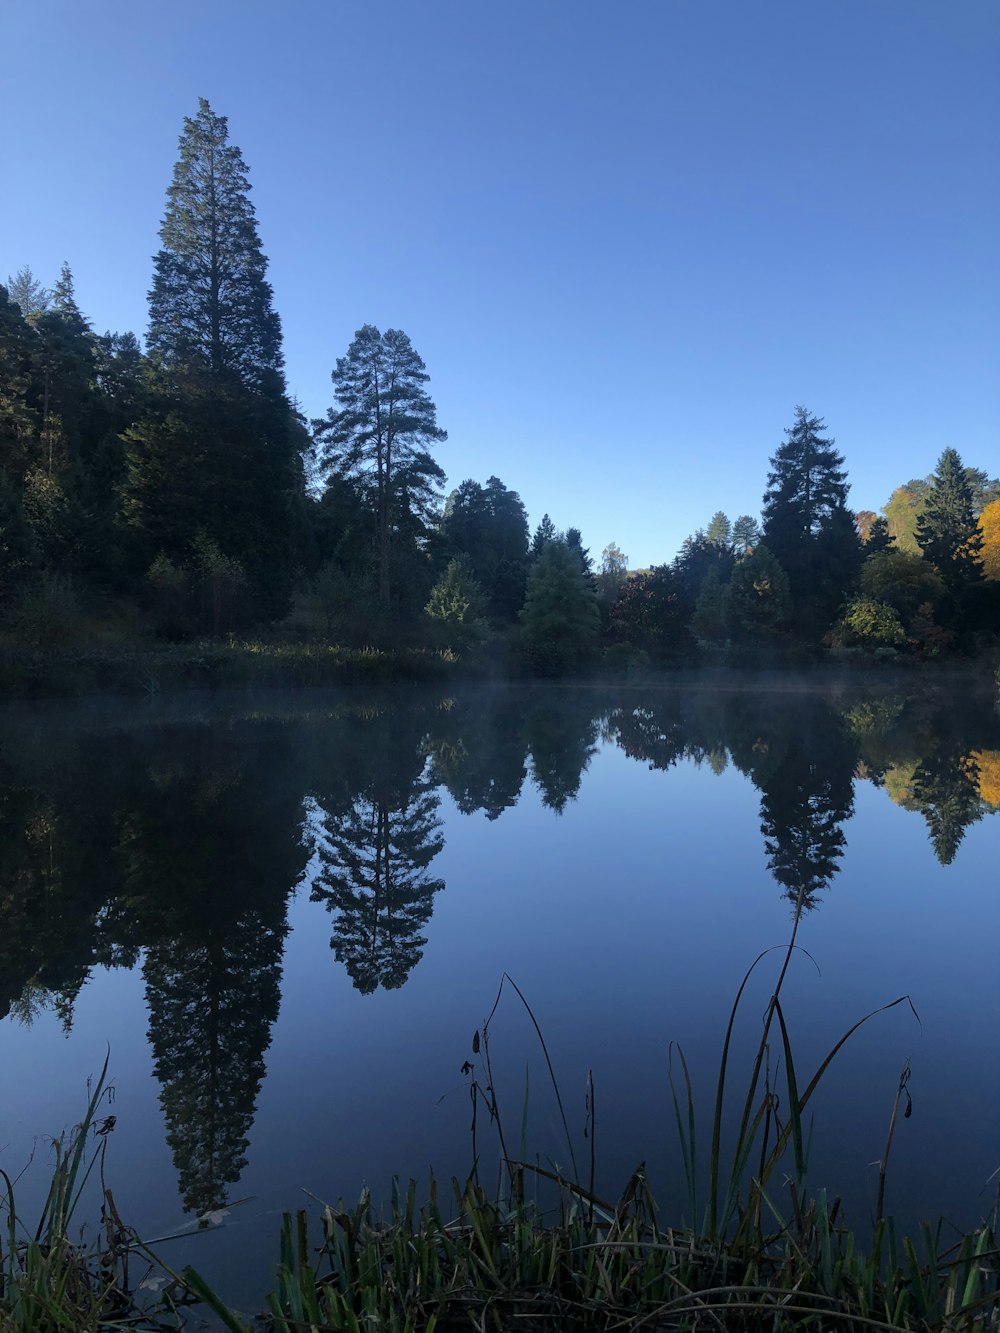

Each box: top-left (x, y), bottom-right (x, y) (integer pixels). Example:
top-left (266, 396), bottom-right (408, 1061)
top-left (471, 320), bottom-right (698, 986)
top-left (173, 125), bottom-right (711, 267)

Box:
top-left (2, 99), bottom-right (998, 680)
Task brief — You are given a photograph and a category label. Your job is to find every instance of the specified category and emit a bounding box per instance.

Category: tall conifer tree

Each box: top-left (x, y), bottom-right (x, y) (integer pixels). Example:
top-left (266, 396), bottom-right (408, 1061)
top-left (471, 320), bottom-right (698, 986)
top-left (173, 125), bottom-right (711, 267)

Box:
top-left (148, 99), bottom-right (284, 396)
top-left (314, 325), bottom-right (446, 607)
top-left (761, 407), bottom-right (861, 633)
top-left (127, 100), bottom-right (302, 619)
top-left (915, 448), bottom-right (984, 593)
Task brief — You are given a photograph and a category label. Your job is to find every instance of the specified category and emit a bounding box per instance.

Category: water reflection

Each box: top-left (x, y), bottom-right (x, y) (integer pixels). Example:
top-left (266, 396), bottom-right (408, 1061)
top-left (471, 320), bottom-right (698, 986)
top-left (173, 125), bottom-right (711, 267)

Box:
top-left (0, 680), bottom-right (997, 1222)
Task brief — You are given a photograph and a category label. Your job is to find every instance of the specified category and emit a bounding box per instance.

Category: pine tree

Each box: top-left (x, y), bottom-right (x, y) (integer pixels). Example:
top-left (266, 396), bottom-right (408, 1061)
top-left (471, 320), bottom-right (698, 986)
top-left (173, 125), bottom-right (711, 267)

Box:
top-left (731, 514), bottom-right (761, 555)
top-left (915, 448), bottom-right (984, 593)
top-left (314, 325), bottom-right (446, 607)
top-left (148, 98), bottom-right (284, 396)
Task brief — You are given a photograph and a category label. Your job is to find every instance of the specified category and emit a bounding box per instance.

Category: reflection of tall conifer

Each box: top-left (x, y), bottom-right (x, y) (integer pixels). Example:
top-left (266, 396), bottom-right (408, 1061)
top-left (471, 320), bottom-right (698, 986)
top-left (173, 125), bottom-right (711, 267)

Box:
top-left (120, 725), bottom-right (305, 1218)
top-left (733, 699), bottom-right (857, 910)
top-left (911, 750), bottom-right (983, 865)
top-left (143, 910), bottom-right (285, 1217)
top-left (758, 752), bottom-right (854, 909)
top-left (312, 786), bottom-right (445, 993)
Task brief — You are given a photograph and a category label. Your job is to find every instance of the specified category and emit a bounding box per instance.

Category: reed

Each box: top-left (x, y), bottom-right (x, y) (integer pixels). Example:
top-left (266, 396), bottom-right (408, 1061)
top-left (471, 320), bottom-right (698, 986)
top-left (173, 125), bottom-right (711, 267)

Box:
top-left (0, 1056), bottom-right (189, 1331)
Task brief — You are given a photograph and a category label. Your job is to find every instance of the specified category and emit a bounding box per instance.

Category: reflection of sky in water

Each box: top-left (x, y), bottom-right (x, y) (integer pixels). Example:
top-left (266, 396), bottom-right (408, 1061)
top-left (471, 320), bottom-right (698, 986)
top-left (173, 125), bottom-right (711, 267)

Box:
top-left (0, 688), bottom-right (997, 1310)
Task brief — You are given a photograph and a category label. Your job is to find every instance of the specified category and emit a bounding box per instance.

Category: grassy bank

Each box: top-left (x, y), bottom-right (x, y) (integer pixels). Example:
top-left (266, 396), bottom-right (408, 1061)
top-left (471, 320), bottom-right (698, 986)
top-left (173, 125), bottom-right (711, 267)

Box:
top-left (0, 640), bottom-right (468, 699)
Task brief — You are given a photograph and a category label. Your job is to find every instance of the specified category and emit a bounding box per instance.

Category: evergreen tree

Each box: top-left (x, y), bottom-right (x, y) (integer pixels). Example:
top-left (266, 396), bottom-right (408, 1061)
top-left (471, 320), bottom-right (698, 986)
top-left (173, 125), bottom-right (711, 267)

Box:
top-left (761, 407), bottom-right (861, 632)
top-left (691, 566), bottom-right (729, 642)
top-left (725, 544), bottom-right (792, 642)
top-left (529, 513), bottom-right (556, 559)
top-left (440, 476), bottom-right (528, 619)
top-left (706, 510), bottom-right (731, 547)
top-left (5, 267), bottom-right (50, 318)
top-left (314, 325), bottom-right (446, 607)
top-left (731, 514), bottom-right (761, 554)
top-left (865, 514), bottom-right (894, 554)
top-left (0, 284), bottom-right (39, 481)
top-left (148, 99), bottom-right (284, 395)
top-left (672, 528), bottom-right (734, 600)
top-left (126, 101), bottom-right (303, 619)
top-left (425, 558), bottom-right (486, 645)
top-left (565, 526), bottom-right (595, 583)
top-left (520, 539), bottom-right (600, 675)
top-left (915, 448), bottom-right (985, 594)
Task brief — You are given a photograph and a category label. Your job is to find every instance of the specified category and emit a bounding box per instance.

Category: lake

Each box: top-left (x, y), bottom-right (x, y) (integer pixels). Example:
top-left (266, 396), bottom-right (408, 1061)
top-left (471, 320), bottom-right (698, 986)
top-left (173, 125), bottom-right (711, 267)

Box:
top-left (1, 676), bottom-right (998, 1312)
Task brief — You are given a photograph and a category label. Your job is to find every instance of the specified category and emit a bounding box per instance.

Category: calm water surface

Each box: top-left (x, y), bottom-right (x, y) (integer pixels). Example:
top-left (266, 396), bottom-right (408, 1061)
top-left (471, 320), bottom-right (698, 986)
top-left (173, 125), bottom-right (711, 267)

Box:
top-left (1, 679), bottom-right (998, 1310)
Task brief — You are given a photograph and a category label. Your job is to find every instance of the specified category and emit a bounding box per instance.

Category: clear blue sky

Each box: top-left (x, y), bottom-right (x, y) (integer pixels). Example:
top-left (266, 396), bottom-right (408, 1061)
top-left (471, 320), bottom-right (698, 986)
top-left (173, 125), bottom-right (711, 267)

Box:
top-left (2, 0), bottom-right (997, 567)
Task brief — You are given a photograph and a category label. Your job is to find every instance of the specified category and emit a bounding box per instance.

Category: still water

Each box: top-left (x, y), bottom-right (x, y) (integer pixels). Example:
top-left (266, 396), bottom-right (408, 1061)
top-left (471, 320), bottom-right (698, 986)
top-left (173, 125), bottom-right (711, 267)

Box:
top-left (0, 678), bottom-right (998, 1309)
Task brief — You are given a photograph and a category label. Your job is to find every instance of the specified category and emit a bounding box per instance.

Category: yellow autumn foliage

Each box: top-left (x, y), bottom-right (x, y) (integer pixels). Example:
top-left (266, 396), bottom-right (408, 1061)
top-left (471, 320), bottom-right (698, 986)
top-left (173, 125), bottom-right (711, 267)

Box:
top-left (979, 499), bottom-right (1000, 580)
top-left (971, 750), bottom-right (1000, 809)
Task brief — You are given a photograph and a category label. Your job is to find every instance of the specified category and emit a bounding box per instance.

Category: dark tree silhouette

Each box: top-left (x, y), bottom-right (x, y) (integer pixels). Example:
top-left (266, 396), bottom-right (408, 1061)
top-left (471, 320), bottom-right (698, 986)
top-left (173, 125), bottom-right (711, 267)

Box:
top-left (761, 407), bottom-right (862, 633)
top-left (314, 325), bottom-right (446, 607)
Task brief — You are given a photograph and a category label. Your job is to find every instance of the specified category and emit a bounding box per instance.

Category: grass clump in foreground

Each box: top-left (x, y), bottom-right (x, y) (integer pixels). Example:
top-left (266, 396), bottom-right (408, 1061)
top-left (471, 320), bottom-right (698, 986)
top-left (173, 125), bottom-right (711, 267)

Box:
top-left (4, 909), bottom-right (998, 1331)
top-left (189, 899), bottom-right (998, 1333)
top-left (0, 1056), bottom-right (192, 1331)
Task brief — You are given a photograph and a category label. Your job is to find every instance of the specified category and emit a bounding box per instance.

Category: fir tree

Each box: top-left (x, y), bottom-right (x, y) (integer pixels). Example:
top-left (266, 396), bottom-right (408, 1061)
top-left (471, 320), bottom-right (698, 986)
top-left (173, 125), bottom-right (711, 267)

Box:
top-left (915, 448), bottom-right (984, 593)
top-left (761, 407), bottom-right (861, 632)
top-left (520, 539), bottom-right (600, 675)
top-left (529, 513), bottom-right (556, 559)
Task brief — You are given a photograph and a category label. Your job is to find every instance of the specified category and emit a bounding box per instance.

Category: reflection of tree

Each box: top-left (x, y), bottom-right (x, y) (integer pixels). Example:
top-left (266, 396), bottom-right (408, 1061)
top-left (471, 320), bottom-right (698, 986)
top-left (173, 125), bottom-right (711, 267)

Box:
top-left (307, 703), bottom-right (446, 993)
top-left (0, 746), bottom-right (130, 1026)
top-left (758, 748), bottom-right (854, 910)
top-left (143, 910), bottom-right (285, 1217)
top-left (911, 750), bottom-right (983, 865)
top-left (427, 696), bottom-right (527, 819)
top-left (118, 725), bottom-right (305, 1218)
top-left (312, 787), bottom-right (444, 993)
top-left (725, 697), bottom-right (857, 912)
top-left (604, 700), bottom-right (687, 771)
top-left (524, 700), bottom-right (600, 812)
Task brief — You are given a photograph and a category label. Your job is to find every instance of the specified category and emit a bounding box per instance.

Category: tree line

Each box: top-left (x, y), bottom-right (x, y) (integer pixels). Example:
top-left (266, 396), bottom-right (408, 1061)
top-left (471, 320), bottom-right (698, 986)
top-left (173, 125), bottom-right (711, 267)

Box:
top-left (2, 99), bottom-right (998, 669)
